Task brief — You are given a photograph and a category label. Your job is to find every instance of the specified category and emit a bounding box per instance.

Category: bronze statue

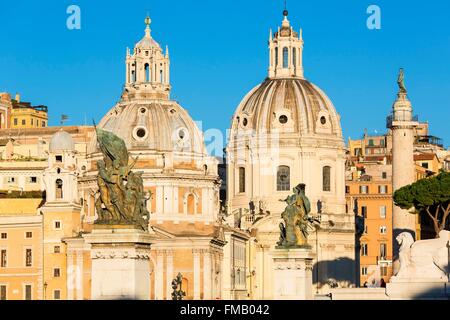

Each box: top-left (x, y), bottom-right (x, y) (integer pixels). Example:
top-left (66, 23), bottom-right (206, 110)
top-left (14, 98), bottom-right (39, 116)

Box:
top-left (397, 68), bottom-right (407, 94)
top-left (94, 127), bottom-right (150, 230)
top-left (277, 183), bottom-right (317, 248)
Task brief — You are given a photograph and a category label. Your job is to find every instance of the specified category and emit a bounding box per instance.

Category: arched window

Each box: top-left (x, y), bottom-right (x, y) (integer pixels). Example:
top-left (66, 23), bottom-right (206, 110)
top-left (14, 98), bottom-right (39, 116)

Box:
top-left (160, 70), bottom-right (163, 83)
top-left (283, 47), bottom-right (289, 68)
top-left (131, 70), bottom-right (136, 83)
top-left (293, 48), bottom-right (297, 68)
top-left (238, 167), bottom-right (246, 193)
top-left (323, 166), bottom-right (331, 192)
top-left (275, 47), bottom-right (279, 67)
top-left (55, 179), bottom-right (63, 199)
top-left (277, 166), bottom-right (290, 191)
top-left (145, 64), bottom-right (150, 82)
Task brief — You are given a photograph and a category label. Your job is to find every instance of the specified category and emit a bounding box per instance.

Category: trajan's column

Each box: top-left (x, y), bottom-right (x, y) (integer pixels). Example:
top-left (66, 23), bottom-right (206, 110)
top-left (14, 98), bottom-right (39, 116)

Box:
top-left (387, 69), bottom-right (419, 274)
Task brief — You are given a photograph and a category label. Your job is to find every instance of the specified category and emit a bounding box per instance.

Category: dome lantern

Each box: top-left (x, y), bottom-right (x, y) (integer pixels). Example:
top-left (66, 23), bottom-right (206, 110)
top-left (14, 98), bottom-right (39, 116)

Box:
top-left (268, 10), bottom-right (304, 79)
top-left (124, 16), bottom-right (171, 100)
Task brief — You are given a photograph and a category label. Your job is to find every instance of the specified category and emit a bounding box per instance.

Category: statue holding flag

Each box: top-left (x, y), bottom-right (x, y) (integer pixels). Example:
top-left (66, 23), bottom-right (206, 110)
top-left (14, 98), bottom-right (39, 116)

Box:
top-left (94, 127), bottom-right (150, 230)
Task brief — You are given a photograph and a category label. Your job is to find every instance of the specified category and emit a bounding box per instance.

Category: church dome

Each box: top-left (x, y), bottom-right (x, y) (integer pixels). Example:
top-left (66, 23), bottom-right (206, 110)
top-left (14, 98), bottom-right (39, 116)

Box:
top-left (95, 100), bottom-right (207, 155)
top-left (90, 16), bottom-right (206, 156)
top-left (231, 12), bottom-right (343, 140)
top-left (232, 78), bottom-right (342, 137)
top-left (49, 130), bottom-right (75, 153)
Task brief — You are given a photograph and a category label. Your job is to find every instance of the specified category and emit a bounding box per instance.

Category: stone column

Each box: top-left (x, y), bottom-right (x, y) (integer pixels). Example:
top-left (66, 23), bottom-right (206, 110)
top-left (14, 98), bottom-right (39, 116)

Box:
top-left (155, 250), bottom-right (164, 300)
top-left (76, 250), bottom-right (83, 300)
top-left (203, 250), bottom-right (212, 300)
top-left (193, 249), bottom-right (201, 300)
top-left (271, 247), bottom-right (315, 300)
top-left (66, 251), bottom-right (75, 300)
top-left (166, 250), bottom-right (173, 300)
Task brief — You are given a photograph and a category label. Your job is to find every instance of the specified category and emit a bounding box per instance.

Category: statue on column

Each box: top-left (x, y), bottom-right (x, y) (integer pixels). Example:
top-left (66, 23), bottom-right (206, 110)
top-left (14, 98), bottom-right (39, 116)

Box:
top-left (277, 183), bottom-right (318, 248)
top-left (94, 127), bottom-right (150, 230)
top-left (397, 68), bottom-right (407, 94)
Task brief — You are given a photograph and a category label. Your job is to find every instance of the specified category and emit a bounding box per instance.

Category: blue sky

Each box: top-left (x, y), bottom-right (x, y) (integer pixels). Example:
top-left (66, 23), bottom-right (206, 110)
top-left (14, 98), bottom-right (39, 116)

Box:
top-left (0, 0), bottom-right (449, 151)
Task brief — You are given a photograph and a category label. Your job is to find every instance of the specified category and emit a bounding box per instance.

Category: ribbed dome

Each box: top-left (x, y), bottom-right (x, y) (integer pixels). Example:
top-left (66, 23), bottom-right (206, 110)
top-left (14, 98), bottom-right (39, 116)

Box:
top-left (49, 130), bottom-right (75, 153)
top-left (92, 100), bottom-right (207, 155)
top-left (231, 78), bottom-right (342, 137)
top-left (136, 36), bottom-right (160, 49)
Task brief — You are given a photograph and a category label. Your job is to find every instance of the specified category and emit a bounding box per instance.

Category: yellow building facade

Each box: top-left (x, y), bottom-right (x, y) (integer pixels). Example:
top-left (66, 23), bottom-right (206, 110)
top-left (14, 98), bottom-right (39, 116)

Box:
top-left (10, 95), bottom-right (48, 129)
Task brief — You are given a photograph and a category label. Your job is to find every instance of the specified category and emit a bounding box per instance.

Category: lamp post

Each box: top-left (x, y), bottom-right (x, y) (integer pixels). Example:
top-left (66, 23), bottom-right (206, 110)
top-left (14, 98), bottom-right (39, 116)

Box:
top-left (171, 273), bottom-right (186, 300)
top-left (43, 282), bottom-right (47, 300)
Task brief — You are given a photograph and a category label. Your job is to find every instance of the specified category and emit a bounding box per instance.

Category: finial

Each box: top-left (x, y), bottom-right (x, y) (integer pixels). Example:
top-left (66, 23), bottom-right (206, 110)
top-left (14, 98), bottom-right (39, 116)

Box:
top-left (144, 15), bottom-right (151, 37)
top-left (397, 68), bottom-right (407, 94)
top-left (269, 28), bottom-right (273, 41)
top-left (283, 0), bottom-right (288, 16)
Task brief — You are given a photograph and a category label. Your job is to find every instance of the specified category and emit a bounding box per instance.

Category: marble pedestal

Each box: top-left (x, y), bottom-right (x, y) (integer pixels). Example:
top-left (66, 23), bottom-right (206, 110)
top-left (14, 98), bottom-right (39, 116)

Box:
top-left (272, 247), bottom-right (315, 300)
top-left (84, 227), bottom-right (153, 300)
top-left (386, 278), bottom-right (450, 300)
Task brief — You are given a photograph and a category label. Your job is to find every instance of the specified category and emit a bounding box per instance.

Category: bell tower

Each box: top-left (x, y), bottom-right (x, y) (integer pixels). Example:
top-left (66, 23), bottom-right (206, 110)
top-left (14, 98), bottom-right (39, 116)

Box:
top-left (124, 16), bottom-right (171, 100)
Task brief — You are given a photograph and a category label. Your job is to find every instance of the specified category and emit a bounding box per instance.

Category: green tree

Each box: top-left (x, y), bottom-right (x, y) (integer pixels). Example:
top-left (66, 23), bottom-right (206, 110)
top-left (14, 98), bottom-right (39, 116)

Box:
top-left (393, 172), bottom-right (450, 238)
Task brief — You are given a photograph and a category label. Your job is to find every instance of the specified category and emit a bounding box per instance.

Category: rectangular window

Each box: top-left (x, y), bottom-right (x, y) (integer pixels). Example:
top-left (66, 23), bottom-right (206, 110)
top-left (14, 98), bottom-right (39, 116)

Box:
top-left (21, 119), bottom-right (26, 125)
top-left (54, 246), bottom-right (61, 254)
top-left (25, 285), bottom-right (32, 300)
top-left (345, 186), bottom-right (350, 194)
top-left (361, 267), bottom-right (368, 276)
top-left (25, 249), bottom-right (32, 267)
top-left (1, 233), bottom-right (6, 239)
top-left (380, 243), bottom-right (387, 260)
top-left (13, 118), bottom-right (18, 126)
top-left (42, 121), bottom-right (46, 127)
top-left (1, 250), bottom-right (7, 267)
top-left (53, 290), bottom-right (61, 300)
top-left (361, 244), bottom-right (368, 256)
top-left (382, 172), bottom-right (387, 179)
top-left (55, 155), bottom-right (63, 162)
top-left (29, 177), bottom-right (37, 183)
top-left (378, 185), bottom-right (388, 194)
top-left (26, 232), bottom-right (33, 239)
top-left (54, 268), bottom-right (61, 278)
top-left (54, 221), bottom-right (61, 230)
top-left (0, 285), bottom-right (6, 300)
top-left (380, 266), bottom-right (388, 277)
top-left (380, 226), bottom-right (387, 234)
top-left (359, 185), bottom-right (369, 194)
top-left (380, 206), bottom-right (387, 219)
top-left (322, 166), bottom-right (331, 192)
top-left (31, 119), bottom-right (34, 126)
top-left (422, 162), bottom-right (429, 169)
top-left (238, 167), bottom-right (245, 193)
top-left (7, 177), bottom-right (16, 183)
top-left (361, 206), bottom-right (367, 219)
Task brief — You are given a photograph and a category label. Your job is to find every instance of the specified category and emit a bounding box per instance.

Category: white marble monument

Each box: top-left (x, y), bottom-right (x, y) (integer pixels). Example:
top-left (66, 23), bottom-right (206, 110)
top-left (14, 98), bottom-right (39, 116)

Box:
top-left (386, 230), bottom-right (450, 299)
top-left (84, 227), bottom-right (153, 300)
top-left (272, 247), bottom-right (315, 300)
